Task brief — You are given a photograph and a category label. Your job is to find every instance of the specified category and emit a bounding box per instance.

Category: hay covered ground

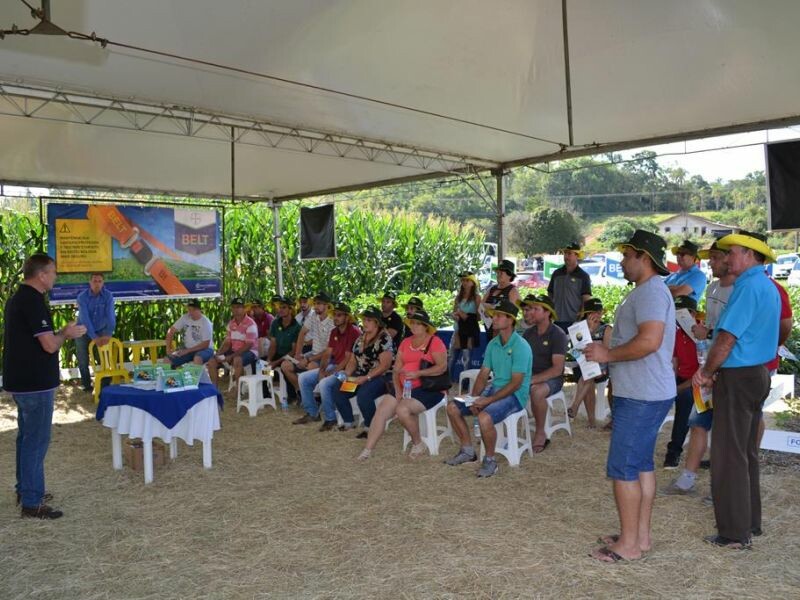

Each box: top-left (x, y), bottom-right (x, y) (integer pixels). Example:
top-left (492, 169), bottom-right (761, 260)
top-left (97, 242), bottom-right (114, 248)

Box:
top-left (1, 382), bottom-right (799, 600)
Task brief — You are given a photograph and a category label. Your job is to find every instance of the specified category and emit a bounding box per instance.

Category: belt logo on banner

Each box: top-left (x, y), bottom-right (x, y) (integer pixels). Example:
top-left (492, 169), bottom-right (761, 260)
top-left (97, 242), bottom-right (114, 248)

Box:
top-left (174, 210), bottom-right (217, 256)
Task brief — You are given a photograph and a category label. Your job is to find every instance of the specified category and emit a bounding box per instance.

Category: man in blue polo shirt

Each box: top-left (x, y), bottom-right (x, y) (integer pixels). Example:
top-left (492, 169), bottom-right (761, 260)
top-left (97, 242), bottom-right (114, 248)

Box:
top-left (75, 273), bottom-right (116, 392)
top-left (664, 240), bottom-right (706, 302)
top-left (693, 231), bottom-right (780, 550)
top-left (445, 298), bottom-right (532, 478)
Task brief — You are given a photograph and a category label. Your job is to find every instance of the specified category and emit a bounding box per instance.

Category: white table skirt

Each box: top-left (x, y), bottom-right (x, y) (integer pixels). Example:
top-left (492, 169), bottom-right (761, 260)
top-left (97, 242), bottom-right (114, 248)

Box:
top-left (101, 396), bottom-right (221, 483)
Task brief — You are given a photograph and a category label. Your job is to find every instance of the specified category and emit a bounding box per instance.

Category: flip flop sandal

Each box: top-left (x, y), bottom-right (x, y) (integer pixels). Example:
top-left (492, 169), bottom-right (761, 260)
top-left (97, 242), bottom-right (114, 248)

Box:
top-left (567, 407), bottom-right (576, 419)
top-left (590, 546), bottom-right (639, 563)
top-left (703, 535), bottom-right (751, 550)
top-left (597, 534), bottom-right (620, 546)
top-left (532, 439), bottom-right (551, 454)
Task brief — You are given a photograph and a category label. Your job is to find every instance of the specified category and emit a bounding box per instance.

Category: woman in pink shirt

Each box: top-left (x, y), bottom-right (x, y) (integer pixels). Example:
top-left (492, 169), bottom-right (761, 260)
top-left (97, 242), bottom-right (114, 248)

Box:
top-left (357, 310), bottom-right (448, 460)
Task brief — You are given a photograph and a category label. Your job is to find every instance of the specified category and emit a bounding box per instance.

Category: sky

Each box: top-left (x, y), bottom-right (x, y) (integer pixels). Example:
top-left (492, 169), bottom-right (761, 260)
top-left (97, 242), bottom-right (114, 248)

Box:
top-left (623, 127), bottom-right (800, 183)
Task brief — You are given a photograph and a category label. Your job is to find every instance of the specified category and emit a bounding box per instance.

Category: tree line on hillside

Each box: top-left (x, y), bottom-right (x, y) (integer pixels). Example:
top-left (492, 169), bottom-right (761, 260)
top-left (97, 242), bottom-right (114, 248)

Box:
top-left (337, 151), bottom-right (784, 253)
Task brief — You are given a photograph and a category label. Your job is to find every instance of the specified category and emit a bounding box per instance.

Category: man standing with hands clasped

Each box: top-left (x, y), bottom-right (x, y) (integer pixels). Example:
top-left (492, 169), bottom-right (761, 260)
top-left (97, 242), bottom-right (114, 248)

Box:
top-left (584, 230), bottom-right (676, 563)
top-left (4, 254), bottom-right (86, 519)
top-left (692, 231), bottom-right (779, 550)
top-left (74, 272), bottom-right (116, 392)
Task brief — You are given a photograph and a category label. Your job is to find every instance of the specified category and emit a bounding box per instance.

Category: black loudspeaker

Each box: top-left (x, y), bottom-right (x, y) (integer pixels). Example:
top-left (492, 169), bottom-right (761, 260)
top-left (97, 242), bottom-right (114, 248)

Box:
top-left (766, 139), bottom-right (800, 231)
top-left (300, 204), bottom-right (336, 260)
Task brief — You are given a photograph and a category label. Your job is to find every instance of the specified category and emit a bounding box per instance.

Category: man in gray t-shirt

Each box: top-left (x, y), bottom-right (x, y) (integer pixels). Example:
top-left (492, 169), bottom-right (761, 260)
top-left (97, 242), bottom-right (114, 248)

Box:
top-left (165, 300), bottom-right (215, 368)
top-left (584, 230), bottom-right (676, 564)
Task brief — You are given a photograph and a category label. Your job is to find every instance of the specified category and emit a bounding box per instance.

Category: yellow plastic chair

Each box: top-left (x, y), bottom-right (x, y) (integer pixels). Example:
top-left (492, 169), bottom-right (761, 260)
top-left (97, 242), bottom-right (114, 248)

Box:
top-left (88, 337), bottom-right (131, 403)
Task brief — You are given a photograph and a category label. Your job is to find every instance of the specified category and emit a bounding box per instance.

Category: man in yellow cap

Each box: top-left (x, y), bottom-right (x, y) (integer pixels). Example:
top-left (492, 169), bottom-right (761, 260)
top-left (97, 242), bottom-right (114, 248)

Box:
top-left (520, 294), bottom-right (567, 453)
top-left (692, 231), bottom-right (780, 550)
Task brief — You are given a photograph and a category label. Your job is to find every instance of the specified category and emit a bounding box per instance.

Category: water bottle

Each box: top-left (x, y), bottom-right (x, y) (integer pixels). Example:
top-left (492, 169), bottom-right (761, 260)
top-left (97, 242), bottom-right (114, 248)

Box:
top-left (336, 371), bottom-right (347, 383)
top-left (473, 415), bottom-right (481, 440)
top-left (155, 366), bottom-right (165, 392)
top-left (696, 339), bottom-right (708, 367)
top-left (402, 379), bottom-right (412, 400)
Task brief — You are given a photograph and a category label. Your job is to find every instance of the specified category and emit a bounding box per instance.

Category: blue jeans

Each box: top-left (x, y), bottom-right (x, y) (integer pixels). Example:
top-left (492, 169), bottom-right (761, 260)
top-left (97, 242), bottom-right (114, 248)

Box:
top-left (299, 363), bottom-right (335, 417)
top-left (14, 390), bottom-right (56, 507)
top-left (74, 334), bottom-right (92, 389)
top-left (607, 396), bottom-right (673, 481)
top-left (168, 347), bottom-right (215, 368)
top-left (332, 377), bottom-right (390, 427)
top-left (318, 374), bottom-right (341, 422)
top-left (455, 386), bottom-right (523, 424)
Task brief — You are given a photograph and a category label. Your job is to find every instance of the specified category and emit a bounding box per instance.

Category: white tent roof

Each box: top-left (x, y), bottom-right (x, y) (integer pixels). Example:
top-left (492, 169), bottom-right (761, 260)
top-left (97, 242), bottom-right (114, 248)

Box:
top-left (1, 0), bottom-right (800, 200)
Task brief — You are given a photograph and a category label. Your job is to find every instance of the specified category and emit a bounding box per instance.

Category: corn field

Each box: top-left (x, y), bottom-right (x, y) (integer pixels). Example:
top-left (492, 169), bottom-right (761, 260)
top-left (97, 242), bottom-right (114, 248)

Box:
top-left (0, 201), bottom-right (484, 369)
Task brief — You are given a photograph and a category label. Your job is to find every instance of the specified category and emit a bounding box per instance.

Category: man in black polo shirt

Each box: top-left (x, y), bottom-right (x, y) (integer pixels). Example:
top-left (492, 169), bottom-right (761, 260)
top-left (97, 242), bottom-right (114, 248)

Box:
top-left (380, 291), bottom-right (404, 349)
top-left (548, 242), bottom-right (592, 333)
top-left (3, 254), bottom-right (86, 519)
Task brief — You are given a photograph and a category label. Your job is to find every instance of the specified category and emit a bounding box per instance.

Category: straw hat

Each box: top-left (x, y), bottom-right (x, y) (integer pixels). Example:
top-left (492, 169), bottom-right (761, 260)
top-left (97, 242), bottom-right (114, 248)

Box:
top-left (716, 231), bottom-right (776, 263)
top-left (486, 298), bottom-right (519, 321)
top-left (520, 293), bottom-right (558, 321)
top-left (404, 309), bottom-right (436, 334)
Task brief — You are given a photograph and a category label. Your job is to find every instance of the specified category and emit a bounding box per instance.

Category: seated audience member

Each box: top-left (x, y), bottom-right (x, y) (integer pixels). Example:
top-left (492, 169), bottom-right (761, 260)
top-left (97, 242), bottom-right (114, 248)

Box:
top-left (165, 299), bottom-right (215, 367)
top-left (249, 299), bottom-right (273, 358)
top-left (568, 297), bottom-right (612, 428)
top-left (402, 296), bottom-right (424, 339)
top-left (380, 291), bottom-right (405, 349)
top-left (664, 295), bottom-right (700, 469)
top-left (266, 296), bottom-right (302, 369)
top-left (291, 302), bottom-right (362, 427)
top-left (521, 294), bottom-right (568, 452)
top-left (357, 310), bottom-right (448, 460)
top-left (295, 294), bottom-right (312, 328)
top-left (516, 292), bottom-right (537, 333)
top-left (665, 240), bottom-right (707, 302)
top-left (207, 297), bottom-right (258, 388)
top-left (282, 292), bottom-right (335, 397)
top-left (445, 299), bottom-right (532, 478)
top-left (327, 306), bottom-right (393, 434)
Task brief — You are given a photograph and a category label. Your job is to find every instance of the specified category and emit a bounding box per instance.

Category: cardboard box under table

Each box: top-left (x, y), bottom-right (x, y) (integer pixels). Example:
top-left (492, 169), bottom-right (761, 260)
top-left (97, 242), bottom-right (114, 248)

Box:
top-left (96, 383), bottom-right (223, 484)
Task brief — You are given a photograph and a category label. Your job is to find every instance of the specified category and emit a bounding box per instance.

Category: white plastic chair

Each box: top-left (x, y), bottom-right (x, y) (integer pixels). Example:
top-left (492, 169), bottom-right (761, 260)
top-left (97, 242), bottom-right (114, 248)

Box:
top-left (479, 408), bottom-right (532, 466)
top-left (401, 393), bottom-right (452, 455)
top-left (544, 391), bottom-right (572, 439)
top-left (236, 374), bottom-right (276, 417)
top-left (335, 396), bottom-right (364, 428)
top-left (577, 379), bottom-right (610, 421)
top-left (225, 361), bottom-right (255, 392)
top-left (458, 369), bottom-right (481, 395)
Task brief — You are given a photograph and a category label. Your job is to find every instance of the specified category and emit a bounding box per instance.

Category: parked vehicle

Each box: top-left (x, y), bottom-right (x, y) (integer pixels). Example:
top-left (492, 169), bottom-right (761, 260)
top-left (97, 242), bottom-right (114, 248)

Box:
top-left (581, 261), bottom-right (628, 287)
top-left (787, 259), bottom-right (800, 286)
top-left (516, 270), bottom-right (549, 291)
top-left (774, 253), bottom-right (798, 279)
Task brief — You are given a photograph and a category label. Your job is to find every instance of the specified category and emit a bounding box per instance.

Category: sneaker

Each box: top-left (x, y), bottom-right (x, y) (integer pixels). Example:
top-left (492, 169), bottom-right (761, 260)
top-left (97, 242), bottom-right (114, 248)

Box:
top-left (477, 456), bottom-right (498, 478)
top-left (699, 459), bottom-right (711, 470)
top-left (408, 442), bottom-right (427, 459)
top-left (444, 449), bottom-right (477, 466)
top-left (356, 448), bottom-right (371, 461)
top-left (660, 479), bottom-right (697, 496)
top-left (292, 414), bottom-right (320, 425)
top-left (318, 420), bottom-right (337, 432)
top-left (663, 453), bottom-right (680, 469)
top-left (21, 504), bottom-right (63, 520)
top-left (355, 431), bottom-right (368, 439)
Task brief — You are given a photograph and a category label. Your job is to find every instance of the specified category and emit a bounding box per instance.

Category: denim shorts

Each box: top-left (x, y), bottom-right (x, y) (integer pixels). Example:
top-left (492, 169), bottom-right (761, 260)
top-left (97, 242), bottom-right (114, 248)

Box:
top-left (222, 349), bottom-right (257, 367)
top-left (687, 405), bottom-right (713, 431)
top-left (540, 376), bottom-right (564, 397)
top-left (457, 386), bottom-right (523, 424)
top-left (607, 396), bottom-right (673, 481)
top-left (169, 347), bottom-right (215, 367)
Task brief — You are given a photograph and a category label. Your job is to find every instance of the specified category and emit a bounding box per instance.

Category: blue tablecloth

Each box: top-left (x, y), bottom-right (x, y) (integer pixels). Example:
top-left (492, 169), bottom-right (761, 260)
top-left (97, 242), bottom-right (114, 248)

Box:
top-left (96, 383), bottom-right (223, 429)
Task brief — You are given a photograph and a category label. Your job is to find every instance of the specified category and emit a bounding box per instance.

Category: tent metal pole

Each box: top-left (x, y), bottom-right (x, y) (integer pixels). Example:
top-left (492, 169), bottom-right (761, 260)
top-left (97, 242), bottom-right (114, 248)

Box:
top-left (271, 200), bottom-right (284, 295)
top-left (493, 169), bottom-right (505, 261)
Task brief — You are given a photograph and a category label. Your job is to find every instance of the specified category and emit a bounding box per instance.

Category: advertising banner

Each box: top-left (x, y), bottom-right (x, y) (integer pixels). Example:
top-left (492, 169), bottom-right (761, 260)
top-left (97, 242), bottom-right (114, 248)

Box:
top-left (46, 201), bottom-right (222, 304)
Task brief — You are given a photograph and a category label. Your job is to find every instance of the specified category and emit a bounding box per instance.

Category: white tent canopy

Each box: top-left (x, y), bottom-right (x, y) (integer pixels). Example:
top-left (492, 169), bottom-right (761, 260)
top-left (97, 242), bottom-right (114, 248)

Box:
top-left (1, 0), bottom-right (800, 201)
